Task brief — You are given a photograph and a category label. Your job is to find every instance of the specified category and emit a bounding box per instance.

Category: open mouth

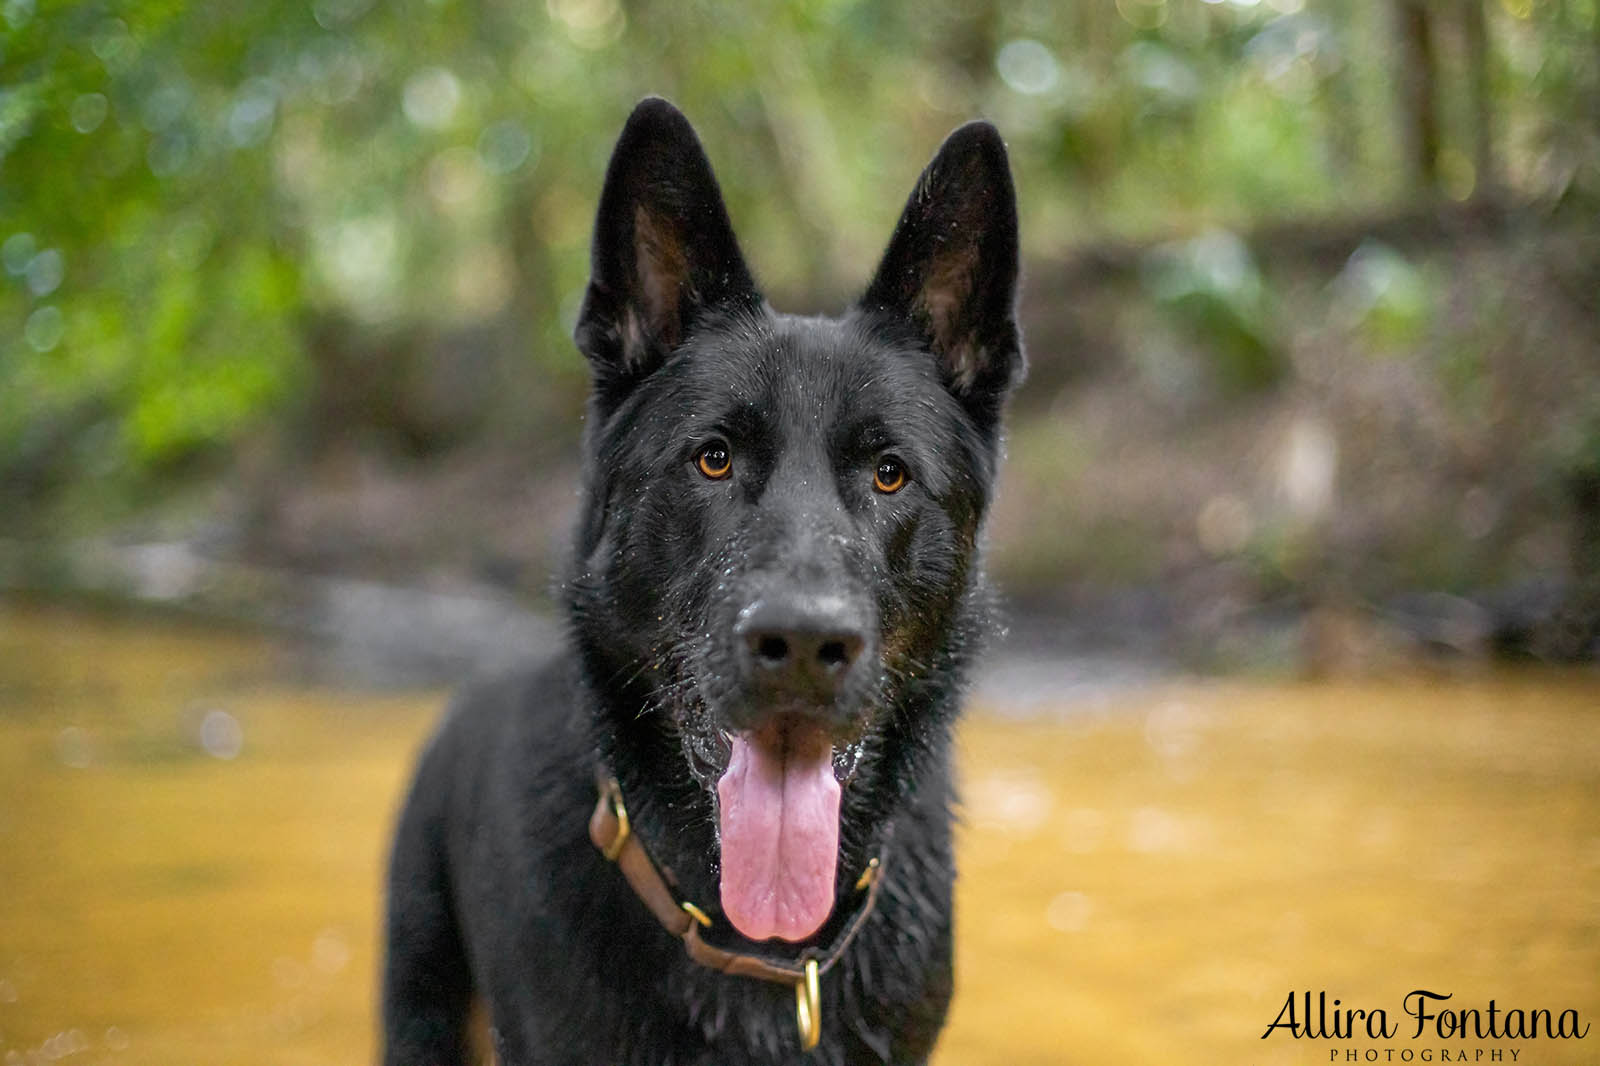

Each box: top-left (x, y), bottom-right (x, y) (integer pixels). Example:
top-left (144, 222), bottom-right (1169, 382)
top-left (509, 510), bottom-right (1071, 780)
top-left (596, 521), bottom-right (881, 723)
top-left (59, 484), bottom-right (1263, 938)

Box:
top-left (713, 713), bottom-right (856, 943)
top-left (681, 715), bottom-right (866, 792)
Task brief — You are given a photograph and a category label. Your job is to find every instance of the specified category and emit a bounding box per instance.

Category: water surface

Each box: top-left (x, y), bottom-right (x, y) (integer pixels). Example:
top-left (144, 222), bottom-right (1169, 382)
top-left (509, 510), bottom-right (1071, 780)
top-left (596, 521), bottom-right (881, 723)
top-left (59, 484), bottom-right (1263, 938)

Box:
top-left (1, 602), bottom-right (1595, 1065)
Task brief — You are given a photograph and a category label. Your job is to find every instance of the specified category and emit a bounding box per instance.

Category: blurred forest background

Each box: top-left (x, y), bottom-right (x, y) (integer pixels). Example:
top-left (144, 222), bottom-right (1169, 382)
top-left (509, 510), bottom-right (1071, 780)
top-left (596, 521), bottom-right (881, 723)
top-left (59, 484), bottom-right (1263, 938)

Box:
top-left (2, 0), bottom-right (1598, 671)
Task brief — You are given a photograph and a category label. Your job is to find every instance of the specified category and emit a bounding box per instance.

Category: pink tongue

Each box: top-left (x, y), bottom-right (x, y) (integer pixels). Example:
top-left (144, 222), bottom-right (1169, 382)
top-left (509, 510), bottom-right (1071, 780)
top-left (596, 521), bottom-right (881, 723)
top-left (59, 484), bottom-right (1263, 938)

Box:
top-left (716, 728), bottom-right (841, 942)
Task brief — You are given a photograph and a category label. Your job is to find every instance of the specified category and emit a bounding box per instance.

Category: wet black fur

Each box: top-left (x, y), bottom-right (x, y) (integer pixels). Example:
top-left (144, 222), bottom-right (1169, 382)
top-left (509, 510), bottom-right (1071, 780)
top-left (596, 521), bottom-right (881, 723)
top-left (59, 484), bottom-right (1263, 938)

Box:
top-left (383, 98), bottom-right (1023, 1066)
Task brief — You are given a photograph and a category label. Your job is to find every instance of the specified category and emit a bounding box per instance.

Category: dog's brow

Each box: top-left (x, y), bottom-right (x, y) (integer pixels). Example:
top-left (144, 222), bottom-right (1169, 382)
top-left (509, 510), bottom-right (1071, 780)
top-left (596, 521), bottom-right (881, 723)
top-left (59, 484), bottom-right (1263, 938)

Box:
top-left (835, 415), bottom-right (892, 457)
top-left (719, 401), bottom-right (769, 445)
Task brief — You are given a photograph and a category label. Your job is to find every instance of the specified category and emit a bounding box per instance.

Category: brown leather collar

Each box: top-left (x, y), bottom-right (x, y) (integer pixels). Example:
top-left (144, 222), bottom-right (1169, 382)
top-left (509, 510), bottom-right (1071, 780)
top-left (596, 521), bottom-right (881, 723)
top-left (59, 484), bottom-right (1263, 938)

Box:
top-left (588, 775), bottom-right (886, 1048)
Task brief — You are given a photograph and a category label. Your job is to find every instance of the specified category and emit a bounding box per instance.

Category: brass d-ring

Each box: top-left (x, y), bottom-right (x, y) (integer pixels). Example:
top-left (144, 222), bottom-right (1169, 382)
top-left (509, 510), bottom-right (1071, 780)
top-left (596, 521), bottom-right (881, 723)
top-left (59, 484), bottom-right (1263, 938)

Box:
top-left (794, 958), bottom-right (820, 1051)
top-left (601, 779), bottom-right (630, 862)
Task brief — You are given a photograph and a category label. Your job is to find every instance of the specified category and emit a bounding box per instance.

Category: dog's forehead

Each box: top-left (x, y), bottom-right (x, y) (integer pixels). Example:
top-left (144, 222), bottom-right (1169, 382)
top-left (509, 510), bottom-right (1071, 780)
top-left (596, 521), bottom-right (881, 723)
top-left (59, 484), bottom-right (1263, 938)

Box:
top-left (680, 312), bottom-right (945, 423)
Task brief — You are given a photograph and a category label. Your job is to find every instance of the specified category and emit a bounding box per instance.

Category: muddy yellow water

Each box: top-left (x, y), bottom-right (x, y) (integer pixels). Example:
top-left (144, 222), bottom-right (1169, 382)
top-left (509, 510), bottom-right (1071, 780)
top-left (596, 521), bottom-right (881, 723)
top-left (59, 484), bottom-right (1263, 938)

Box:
top-left (1, 602), bottom-right (1596, 1066)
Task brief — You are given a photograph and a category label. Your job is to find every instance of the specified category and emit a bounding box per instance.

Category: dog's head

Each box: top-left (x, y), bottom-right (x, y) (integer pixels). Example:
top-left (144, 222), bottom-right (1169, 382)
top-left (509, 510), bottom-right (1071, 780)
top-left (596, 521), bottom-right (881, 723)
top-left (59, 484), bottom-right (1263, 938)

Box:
top-left (566, 98), bottom-right (1021, 944)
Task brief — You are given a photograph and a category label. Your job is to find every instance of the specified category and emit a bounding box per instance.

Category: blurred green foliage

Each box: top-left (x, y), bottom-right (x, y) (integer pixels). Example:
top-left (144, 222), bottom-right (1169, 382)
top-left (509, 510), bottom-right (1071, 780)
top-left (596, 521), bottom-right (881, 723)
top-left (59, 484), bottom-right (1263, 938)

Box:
top-left (2, 0), bottom-right (1597, 505)
top-left (1142, 229), bottom-right (1282, 392)
top-left (1333, 240), bottom-right (1435, 346)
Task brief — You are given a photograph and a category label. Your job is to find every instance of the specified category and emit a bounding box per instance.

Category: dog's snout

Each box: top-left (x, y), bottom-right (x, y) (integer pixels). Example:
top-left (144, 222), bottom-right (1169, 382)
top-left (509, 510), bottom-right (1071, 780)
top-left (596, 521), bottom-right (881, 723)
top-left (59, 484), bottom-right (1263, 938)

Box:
top-left (744, 623), bottom-right (864, 675)
top-left (737, 596), bottom-right (868, 698)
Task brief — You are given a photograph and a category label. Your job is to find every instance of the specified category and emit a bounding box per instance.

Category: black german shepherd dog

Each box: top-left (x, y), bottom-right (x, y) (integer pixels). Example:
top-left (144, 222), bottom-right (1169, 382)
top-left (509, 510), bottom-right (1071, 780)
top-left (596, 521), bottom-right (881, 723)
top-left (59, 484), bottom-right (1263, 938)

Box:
top-left (383, 97), bottom-right (1022, 1066)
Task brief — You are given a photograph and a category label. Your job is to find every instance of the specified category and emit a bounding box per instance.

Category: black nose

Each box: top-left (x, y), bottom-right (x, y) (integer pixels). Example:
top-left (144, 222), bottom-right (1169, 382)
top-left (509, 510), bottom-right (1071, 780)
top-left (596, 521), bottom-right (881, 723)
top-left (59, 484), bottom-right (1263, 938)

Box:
top-left (736, 596), bottom-right (867, 699)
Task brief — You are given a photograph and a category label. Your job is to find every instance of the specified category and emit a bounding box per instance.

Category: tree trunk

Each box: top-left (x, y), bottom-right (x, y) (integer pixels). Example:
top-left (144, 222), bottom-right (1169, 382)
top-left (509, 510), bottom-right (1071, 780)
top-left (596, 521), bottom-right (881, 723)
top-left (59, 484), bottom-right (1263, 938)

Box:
top-left (1318, 0), bottom-right (1364, 182)
top-left (1394, 0), bottom-right (1441, 194)
top-left (1460, 0), bottom-right (1496, 197)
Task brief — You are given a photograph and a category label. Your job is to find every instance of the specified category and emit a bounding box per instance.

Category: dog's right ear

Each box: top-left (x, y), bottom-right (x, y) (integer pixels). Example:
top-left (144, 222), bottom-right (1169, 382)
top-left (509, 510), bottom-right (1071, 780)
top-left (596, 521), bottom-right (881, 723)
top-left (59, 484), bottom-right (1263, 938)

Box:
top-left (574, 98), bottom-right (762, 410)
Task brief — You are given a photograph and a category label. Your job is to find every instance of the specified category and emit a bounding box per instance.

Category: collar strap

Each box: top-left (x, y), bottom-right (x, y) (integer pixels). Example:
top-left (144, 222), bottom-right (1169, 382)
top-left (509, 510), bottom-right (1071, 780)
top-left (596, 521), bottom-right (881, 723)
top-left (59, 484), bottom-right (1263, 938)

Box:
top-left (588, 776), bottom-right (885, 1052)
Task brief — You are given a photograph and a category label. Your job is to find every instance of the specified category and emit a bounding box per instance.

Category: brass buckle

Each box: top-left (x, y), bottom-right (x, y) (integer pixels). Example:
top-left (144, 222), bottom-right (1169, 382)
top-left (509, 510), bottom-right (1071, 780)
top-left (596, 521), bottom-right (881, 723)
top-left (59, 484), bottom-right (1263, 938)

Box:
top-left (854, 856), bottom-right (880, 891)
top-left (601, 778), bottom-right (630, 862)
top-left (794, 957), bottom-right (821, 1052)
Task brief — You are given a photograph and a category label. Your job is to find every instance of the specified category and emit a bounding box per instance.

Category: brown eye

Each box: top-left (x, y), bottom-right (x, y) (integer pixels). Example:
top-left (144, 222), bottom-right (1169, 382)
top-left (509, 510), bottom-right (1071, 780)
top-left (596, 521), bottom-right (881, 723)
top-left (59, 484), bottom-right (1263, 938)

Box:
top-left (873, 456), bottom-right (908, 494)
top-left (695, 440), bottom-right (732, 480)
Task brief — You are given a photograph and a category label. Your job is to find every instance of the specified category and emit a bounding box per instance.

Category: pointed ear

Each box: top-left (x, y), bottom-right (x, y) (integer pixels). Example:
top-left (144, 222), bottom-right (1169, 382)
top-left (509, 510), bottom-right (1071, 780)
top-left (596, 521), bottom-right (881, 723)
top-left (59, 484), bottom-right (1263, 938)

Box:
top-left (574, 98), bottom-right (762, 407)
top-left (859, 121), bottom-right (1023, 427)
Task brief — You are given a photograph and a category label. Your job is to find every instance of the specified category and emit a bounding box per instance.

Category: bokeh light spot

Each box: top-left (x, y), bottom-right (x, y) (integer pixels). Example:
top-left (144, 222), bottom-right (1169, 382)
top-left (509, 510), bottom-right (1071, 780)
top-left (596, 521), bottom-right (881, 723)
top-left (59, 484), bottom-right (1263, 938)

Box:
top-left (1127, 806), bottom-right (1186, 853)
top-left (452, 245), bottom-right (512, 318)
top-left (24, 305), bottom-right (65, 352)
top-left (312, 928), bottom-right (351, 974)
top-left (1045, 891), bottom-right (1094, 933)
top-left (1439, 146), bottom-right (1477, 201)
top-left (996, 39), bottom-right (1060, 97)
top-left (25, 247), bottom-right (63, 297)
top-left (1115, 0), bottom-right (1168, 31)
top-left (1278, 415), bottom-right (1338, 522)
top-left (546, 0), bottom-right (625, 48)
top-left (90, 17), bottom-right (135, 68)
top-left (424, 146), bottom-right (486, 209)
top-left (312, 0), bottom-right (375, 30)
top-left (968, 770), bottom-right (1053, 836)
top-left (402, 67), bottom-right (462, 130)
top-left (478, 120), bottom-right (536, 175)
top-left (315, 213), bottom-right (402, 318)
top-left (3, 0), bottom-right (34, 30)
top-left (228, 80), bottom-right (278, 148)
top-left (1123, 40), bottom-right (1201, 104)
top-left (70, 93), bottom-right (109, 134)
top-left (1197, 494), bottom-right (1254, 557)
top-left (55, 726), bottom-right (94, 769)
top-left (2, 231), bottom-right (36, 275)
top-left (199, 709), bottom-right (244, 760)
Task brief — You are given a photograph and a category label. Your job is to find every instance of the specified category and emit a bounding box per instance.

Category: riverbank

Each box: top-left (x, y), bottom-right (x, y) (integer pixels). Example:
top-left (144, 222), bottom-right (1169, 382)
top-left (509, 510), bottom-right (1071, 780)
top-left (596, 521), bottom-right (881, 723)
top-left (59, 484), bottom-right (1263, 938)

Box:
top-left (7, 220), bottom-right (1595, 676)
top-left (2, 530), bottom-right (1591, 707)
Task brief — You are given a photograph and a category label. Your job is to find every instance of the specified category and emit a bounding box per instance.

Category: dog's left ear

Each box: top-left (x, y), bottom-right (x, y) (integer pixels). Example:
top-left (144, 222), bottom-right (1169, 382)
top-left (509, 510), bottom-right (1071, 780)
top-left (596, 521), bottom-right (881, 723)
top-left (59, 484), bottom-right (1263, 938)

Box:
top-left (860, 121), bottom-right (1023, 430)
top-left (575, 98), bottom-right (763, 410)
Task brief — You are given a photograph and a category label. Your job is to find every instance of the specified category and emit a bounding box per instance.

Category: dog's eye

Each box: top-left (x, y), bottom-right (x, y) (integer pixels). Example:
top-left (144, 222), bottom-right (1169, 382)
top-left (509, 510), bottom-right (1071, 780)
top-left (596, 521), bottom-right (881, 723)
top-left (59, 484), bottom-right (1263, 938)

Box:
top-left (873, 456), bottom-right (909, 494)
top-left (695, 440), bottom-right (733, 480)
